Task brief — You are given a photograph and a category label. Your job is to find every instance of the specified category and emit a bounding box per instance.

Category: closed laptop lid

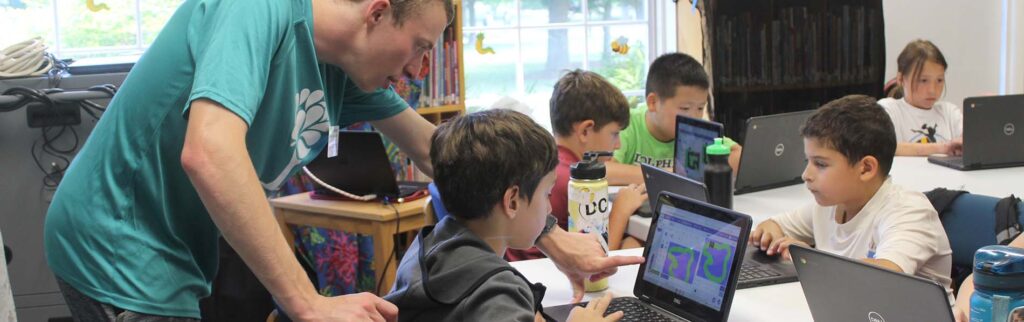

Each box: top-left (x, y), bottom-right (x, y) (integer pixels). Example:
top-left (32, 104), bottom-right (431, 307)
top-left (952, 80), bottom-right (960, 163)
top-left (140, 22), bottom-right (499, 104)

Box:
top-left (635, 191), bottom-right (751, 322)
top-left (790, 245), bottom-right (954, 322)
top-left (305, 131), bottom-right (401, 197)
top-left (673, 115), bottom-right (725, 183)
top-left (641, 163), bottom-right (708, 212)
top-left (734, 109), bottom-right (814, 194)
top-left (962, 94), bottom-right (1024, 166)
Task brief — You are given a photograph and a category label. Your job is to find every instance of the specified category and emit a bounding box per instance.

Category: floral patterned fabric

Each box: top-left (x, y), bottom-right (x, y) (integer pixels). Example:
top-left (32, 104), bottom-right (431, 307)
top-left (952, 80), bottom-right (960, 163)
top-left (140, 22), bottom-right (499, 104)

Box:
top-left (277, 121), bottom-right (379, 296)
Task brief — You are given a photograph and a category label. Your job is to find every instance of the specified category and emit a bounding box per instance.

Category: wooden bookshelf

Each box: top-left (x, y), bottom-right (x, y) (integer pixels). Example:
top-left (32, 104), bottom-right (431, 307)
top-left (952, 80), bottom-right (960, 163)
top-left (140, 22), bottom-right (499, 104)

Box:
top-left (703, 0), bottom-right (885, 140)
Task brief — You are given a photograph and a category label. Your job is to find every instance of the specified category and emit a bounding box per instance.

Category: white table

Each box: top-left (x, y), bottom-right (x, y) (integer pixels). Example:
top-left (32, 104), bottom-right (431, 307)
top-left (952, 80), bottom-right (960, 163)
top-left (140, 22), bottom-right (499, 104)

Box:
top-left (511, 248), bottom-right (813, 322)
top-left (627, 157), bottom-right (1024, 241)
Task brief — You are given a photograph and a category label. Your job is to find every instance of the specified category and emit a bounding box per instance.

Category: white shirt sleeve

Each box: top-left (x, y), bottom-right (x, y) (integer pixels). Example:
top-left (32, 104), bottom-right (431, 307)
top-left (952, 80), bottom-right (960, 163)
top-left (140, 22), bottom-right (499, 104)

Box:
top-left (0, 229), bottom-right (15, 322)
top-left (945, 102), bottom-right (964, 139)
top-left (771, 203), bottom-right (818, 245)
top-left (872, 202), bottom-right (943, 274)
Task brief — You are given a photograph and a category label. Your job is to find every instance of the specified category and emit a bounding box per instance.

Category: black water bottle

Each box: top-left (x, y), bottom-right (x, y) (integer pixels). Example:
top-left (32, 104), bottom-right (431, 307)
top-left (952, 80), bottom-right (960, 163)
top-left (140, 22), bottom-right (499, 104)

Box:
top-left (704, 138), bottom-right (733, 209)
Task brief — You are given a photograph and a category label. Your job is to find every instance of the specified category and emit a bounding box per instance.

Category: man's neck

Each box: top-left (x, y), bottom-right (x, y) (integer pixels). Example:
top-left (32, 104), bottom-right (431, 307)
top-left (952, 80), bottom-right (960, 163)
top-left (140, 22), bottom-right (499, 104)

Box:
top-left (836, 178), bottom-right (886, 223)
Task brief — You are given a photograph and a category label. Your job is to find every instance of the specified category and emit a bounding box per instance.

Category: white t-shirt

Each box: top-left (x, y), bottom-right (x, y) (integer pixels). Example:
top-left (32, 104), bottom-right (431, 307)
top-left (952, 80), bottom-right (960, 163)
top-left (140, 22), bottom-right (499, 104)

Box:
top-left (0, 228), bottom-right (14, 322)
top-left (878, 97), bottom-right (963, 143)
top-left (771, 178), bottom-right (954, 302)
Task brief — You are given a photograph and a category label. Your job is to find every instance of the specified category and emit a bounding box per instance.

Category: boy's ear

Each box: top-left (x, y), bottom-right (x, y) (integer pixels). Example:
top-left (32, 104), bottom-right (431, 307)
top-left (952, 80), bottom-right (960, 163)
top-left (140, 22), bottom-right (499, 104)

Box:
top-left (501, 185), bottom-right (521, 220)
top-left (645, 93), bottom-right (659, 112)
top-left (365, 0), bottom-right (391, 25)
top-left (858, 156), bottom-right (880, 181)
top-left (573, 120), bottom-right (596, 138)
top-left (895, 72), bottom-right (904, 87)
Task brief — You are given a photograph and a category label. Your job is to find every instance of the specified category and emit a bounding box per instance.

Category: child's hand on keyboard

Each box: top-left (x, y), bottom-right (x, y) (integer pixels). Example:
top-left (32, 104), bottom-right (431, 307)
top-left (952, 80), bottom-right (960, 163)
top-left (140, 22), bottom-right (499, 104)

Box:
top-left (750, 219), bottom-right (786, 253)
top-left (767, 236), bottom-right (809, 260)
top-left (567, 293), bottom-right (624, 322)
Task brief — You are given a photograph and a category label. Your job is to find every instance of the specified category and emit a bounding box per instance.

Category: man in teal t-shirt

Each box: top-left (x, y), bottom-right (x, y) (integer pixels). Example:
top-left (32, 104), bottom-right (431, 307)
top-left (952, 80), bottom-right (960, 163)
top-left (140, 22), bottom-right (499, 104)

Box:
top-left (44, 0), bottom-right (645, 320)
top-left (44, 0), bottom-right (448, 320)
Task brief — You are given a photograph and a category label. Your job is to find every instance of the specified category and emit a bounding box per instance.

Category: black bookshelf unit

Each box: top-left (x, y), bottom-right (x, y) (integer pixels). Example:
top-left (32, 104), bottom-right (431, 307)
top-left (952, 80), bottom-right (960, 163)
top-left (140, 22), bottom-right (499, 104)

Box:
top-left (705, 0), bottom-right (886, 140)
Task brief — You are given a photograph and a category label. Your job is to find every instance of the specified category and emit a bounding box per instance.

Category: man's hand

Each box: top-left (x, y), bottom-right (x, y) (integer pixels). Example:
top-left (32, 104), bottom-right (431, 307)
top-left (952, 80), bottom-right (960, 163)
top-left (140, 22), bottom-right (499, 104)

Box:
top-left (536, 227), bottom-right (645, 302)
top-left (295, 293), bottom-right (398, 322)
top-left (749, 219), bottom-right (786, 254)
top-left (566, 293), bottom-right (624, 322)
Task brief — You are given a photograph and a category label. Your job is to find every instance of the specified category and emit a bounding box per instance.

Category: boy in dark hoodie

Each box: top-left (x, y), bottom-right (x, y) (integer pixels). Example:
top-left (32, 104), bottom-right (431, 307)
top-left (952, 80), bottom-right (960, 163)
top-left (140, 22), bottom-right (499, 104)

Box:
top-left (384, 109), bottom-right (622, 321)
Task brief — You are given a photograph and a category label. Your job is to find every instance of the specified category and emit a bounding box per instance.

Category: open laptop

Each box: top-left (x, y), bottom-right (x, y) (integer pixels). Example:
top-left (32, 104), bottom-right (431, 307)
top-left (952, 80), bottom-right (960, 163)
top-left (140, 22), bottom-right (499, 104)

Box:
top-left (673, 116), bottom-right (725, 183)
top-left (790, 244), bottom-right (955, 322)
top-left (733, 109), bottom-right (814, 194)
top-left (546, 191), bottom-right (750, 322)
top-left (305, 131), bottom-right (428, 200)
top-left (928, 94), bottom-right (1024, 170)
top-left (636, 164), bottom-right (798, 289)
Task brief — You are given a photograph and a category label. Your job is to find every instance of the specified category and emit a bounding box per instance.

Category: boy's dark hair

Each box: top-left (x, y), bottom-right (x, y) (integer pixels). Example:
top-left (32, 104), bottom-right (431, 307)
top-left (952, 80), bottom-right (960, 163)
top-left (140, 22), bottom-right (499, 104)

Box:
top-left (897, 39), bottom-right (948, 96)
top-left (549, 69), bottom-right (631, 137)
top-left (801, 95), bottom-right (897, 176)
top-left (645, 53), bottom-right (709, 99)
top-left (431, 109), bottom-right (558, 219)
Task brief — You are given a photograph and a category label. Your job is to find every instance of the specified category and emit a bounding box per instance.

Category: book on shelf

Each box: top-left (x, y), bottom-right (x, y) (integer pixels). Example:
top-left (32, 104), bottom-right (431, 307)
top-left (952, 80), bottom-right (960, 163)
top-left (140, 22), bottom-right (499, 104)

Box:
top-left (713, 4), bottom-right (882, 89)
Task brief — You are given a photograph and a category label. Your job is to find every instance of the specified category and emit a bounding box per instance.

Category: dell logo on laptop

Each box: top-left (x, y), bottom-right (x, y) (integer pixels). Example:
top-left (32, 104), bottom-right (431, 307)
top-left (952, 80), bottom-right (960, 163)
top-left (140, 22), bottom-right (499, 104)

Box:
top-left (868, 311), bottom-right (885, 322)
top-left (774, 143), bottom-right (785, 157)
top-left (1006, 123), bottom-right (1016, 136)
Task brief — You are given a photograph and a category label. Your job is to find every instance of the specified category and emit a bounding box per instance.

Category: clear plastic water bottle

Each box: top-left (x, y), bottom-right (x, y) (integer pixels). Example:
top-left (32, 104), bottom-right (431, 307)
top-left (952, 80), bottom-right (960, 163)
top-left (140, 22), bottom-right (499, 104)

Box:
top-left (970, 245), bottom-right (1024, 322)
top-left (704, 138), bottom-right (733, 209)
top-left (568, 151), bottom-right (611, 292)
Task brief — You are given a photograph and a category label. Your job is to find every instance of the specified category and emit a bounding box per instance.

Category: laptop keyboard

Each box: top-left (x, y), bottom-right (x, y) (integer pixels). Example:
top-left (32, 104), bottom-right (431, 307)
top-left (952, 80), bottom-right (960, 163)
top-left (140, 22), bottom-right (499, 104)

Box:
top-left (928, 155), bottom-right (965, 168)
top-left (569, 297), bottom-right (681, 322)
top-left (739, 263), bottom-right (782, 282)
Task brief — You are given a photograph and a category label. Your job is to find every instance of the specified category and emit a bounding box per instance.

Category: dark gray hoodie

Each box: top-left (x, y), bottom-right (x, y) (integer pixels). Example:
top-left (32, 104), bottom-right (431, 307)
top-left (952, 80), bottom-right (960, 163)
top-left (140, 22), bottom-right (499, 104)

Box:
top-left (384, 216), bottom-right (549, 322)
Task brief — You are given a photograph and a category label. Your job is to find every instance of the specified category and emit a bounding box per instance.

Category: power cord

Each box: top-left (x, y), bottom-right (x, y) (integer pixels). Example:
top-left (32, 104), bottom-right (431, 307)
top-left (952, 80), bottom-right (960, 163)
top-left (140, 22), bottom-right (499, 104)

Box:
top-left (302, 166), bottom-right (378, 201)
top-left (376, 197), bottom-right (401, 293)
top-left (0, 37), bottom-right (53, 78)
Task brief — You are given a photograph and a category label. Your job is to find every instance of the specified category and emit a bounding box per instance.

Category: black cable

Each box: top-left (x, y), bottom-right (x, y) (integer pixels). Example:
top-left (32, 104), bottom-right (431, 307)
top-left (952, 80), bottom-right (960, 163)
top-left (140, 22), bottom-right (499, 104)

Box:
top-left (376, 198), bottom-right (401, 293)
top-left (1, 86), bottom-right (51, 112)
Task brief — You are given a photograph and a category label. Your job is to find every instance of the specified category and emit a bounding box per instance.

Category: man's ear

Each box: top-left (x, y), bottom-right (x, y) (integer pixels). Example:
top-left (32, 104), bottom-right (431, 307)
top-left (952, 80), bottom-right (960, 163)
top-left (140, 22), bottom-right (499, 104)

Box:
top-left (858, 156), bottom-right (880, 181)
top-left (646, 93), bottom-right (658, 112)
top-left (502, 185), bottom-right (521, 220)
top-left (365, 0), bottom-right (391, 25)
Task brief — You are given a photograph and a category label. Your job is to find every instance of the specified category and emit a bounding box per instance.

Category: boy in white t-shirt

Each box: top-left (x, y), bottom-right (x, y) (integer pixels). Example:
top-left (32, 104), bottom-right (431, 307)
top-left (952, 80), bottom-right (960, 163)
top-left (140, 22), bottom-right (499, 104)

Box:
top-left (750, 95), bottom-right (954, 301)
top-left (878, 39), bottom-right (963, 156)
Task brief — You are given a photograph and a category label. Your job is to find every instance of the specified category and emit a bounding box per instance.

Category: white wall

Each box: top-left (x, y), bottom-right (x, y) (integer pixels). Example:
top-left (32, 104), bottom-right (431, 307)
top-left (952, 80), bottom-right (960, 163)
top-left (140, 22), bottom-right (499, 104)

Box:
top-left (883, 0), bottom-right (1024, 107)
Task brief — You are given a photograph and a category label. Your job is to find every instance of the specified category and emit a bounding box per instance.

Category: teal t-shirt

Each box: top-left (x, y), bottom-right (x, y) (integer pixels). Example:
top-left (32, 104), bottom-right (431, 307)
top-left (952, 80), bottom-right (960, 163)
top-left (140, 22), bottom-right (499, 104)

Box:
top-left (43, 0), bottom-right (408, 317)
top-left (613, 106), bottom-right (674, 169)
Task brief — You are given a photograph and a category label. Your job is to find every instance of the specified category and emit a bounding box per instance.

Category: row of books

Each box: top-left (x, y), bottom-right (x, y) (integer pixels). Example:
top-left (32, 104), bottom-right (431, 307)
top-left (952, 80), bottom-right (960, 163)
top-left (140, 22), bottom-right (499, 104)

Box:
top-left (393, 25), bottom-right (461, 108)
top-left (713, 5), bottom-right (883, 88)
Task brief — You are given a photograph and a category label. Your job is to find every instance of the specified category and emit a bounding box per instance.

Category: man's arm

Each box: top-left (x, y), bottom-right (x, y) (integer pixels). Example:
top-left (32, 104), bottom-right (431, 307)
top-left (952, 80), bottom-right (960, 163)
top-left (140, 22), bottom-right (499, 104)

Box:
top-left (535, 227), bottom-right (645, 302)
top-left (371, 108), bottom-right (436, 178)
top-left (182, 99), bottom-right (396, 322)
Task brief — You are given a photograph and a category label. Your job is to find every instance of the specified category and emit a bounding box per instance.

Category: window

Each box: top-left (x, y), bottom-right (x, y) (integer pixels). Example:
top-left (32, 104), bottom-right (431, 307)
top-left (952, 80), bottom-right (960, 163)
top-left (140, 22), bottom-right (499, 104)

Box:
top-left (462, 0), bottom-right (664, 128)
top-left (0, 0), bottom-right (183, 60)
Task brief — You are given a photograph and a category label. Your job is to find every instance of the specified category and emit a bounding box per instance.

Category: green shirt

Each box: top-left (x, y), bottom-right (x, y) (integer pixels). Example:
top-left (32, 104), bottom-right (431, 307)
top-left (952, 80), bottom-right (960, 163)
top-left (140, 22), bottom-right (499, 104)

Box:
top-left (613, 106), bottom-right (674, 169)
top-left (43, 0), bottom-right (407, 317)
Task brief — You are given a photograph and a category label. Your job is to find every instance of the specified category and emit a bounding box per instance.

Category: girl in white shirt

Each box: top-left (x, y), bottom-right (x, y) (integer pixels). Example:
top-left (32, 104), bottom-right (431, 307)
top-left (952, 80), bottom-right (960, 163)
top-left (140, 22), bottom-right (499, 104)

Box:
top-left (877, 39), bottom-right (963, 156)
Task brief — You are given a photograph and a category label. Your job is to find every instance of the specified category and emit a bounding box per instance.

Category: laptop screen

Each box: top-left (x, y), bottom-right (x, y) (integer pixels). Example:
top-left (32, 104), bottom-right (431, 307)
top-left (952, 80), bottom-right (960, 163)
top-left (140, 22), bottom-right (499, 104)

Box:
top-left (642, 199), bottom-right (741, 311)
top-left (673, 116), bottom-right (724, 183)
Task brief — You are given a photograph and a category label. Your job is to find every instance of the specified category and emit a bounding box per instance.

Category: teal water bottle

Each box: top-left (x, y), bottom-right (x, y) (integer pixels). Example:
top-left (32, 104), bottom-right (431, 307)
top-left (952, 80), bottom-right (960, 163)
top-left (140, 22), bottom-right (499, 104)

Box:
top-left (704, 138), bottom-right (732, 209)
top-left (970, 245), bottom-right (1024, 322)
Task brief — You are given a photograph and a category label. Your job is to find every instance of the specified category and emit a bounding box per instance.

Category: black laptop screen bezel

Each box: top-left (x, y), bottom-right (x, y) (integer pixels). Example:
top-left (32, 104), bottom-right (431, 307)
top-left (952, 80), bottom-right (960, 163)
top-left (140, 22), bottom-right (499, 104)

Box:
top-left (634, 191), bottom-right (752, 322)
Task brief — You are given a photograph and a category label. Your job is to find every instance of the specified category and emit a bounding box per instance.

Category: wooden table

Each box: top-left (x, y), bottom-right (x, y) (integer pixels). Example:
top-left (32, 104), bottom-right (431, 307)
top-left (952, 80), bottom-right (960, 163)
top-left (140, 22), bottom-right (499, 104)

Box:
top-left (270, 193), bottom-right (432, 295)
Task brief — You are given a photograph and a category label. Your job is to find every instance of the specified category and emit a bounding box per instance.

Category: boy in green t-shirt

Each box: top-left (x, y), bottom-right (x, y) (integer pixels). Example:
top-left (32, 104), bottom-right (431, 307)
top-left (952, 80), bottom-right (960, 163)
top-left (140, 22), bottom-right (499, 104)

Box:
top-left (612, 53), bottom-right (741, 175)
